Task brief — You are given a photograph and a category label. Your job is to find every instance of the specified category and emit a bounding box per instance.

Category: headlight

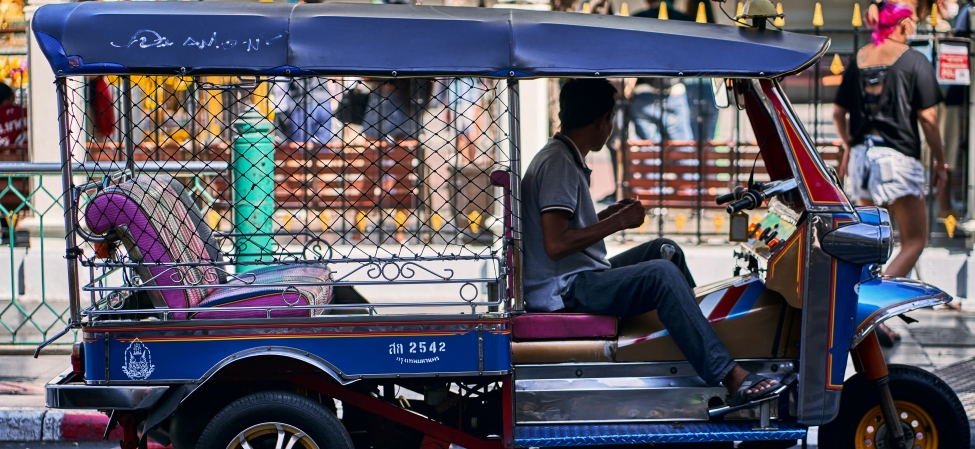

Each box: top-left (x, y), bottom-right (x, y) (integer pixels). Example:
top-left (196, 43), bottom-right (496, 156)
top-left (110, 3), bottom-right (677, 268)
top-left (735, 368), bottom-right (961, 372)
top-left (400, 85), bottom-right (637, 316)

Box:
top-left (821, 207), bottom-right (893, 266)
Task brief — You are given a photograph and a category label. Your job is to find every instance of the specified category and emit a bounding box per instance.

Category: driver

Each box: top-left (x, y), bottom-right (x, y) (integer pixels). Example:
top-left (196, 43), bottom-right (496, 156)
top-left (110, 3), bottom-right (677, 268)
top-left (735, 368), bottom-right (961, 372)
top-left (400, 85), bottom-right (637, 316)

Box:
top-left (521, 78), bottom-right (777, 406)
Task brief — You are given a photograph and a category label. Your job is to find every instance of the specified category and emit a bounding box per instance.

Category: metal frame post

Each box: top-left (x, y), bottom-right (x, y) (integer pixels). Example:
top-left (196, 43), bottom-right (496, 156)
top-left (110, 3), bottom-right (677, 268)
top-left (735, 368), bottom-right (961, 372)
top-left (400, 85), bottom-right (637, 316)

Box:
top-left (813, 26), bottom-right (821, 144)
top-left (120, 77), bottom-right (135, 175)
top-left (57, 78), bottom-right (82, 328)
top-left (696, 79), bottom-right (704, 243)
top-left (969, 33), bottom-right (975, 221)
top-left (506, 79), bottom-right (524, 312)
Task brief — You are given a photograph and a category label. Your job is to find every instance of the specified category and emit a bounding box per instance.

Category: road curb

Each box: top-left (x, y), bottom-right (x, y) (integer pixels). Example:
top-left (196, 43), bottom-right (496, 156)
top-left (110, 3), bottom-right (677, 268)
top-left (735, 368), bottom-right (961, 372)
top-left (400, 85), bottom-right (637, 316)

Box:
top-left (0, 345), bottom-right (72, 356)
top-left (0, 407), bottom-right (169, 447)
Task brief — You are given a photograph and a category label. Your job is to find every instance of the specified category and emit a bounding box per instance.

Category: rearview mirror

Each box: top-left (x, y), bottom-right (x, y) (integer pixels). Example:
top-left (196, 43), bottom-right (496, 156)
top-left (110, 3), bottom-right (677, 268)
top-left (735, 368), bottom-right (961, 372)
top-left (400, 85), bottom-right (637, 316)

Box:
top-left (711, 78), bottom-right (730, 109)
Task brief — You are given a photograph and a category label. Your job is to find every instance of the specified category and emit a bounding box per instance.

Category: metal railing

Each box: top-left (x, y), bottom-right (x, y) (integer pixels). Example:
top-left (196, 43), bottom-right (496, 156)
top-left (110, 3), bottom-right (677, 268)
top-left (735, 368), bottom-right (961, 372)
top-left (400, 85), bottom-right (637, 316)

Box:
top-left (0, 162), bottom-right (229, 344)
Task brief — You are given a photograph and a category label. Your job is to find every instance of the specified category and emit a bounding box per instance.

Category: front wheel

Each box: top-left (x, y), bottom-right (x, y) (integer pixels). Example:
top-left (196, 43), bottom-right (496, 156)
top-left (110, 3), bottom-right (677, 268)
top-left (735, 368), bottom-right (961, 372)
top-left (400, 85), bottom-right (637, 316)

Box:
top-left (819, 364), bottom-right (969, 449)
top-left (197, 390), bottom-right (354, 449)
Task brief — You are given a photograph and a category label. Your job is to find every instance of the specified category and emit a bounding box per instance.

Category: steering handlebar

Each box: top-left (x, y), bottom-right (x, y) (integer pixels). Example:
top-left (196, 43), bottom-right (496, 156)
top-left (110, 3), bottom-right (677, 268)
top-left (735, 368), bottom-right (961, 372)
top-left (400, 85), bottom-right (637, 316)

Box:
top-left (717, 178), bottom-right (798, 214)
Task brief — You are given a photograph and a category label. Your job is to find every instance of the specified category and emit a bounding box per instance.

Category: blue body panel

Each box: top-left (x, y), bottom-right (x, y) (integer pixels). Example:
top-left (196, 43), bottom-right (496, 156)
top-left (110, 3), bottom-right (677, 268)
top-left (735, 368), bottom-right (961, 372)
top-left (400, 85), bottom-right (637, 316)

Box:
top-left (513, 422), bottom-right (807, 446)
top-left (84, 323), bottom-right (510, 383)
top-left (854, 277), bottom-right (951, 341)
top-left (827, 259), bottom-right (861, 389)
top-left (31, 2), bottom-right (829, 77)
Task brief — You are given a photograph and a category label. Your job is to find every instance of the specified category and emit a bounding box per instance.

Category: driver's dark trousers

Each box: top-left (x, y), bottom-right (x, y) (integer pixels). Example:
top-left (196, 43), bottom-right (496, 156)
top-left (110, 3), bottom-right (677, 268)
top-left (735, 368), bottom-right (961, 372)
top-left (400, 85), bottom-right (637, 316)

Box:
top-left (561, 239), bottom-right (737, 386)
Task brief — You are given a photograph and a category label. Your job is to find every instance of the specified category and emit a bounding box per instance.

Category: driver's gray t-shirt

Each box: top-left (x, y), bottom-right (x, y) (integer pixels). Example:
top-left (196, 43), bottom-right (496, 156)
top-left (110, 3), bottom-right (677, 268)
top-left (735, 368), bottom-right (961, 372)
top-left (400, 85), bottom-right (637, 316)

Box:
top-left (521, 135), bottom-right (611, 312)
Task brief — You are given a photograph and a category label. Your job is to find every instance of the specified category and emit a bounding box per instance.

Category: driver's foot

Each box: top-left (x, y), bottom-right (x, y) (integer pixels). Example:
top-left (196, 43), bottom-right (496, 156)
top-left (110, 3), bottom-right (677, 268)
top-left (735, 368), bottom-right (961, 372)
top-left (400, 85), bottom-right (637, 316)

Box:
top-left (724, 364), bottom-right (778, 398)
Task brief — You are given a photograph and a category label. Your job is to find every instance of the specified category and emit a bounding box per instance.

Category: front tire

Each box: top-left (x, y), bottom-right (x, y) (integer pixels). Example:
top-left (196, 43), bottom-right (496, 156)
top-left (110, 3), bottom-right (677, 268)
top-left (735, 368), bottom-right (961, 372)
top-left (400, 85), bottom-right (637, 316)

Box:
top-left (197, 390), bottom-right (353, 449)
top-left (819, 364), bottom-right (969, 449)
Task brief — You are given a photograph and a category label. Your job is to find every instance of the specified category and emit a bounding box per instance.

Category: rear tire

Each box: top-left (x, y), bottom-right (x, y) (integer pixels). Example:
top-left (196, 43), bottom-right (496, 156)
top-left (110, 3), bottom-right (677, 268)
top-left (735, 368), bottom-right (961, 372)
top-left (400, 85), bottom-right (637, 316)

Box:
top-left (197, 390), bottom-right (353, 449)
top-left (819, 364), bottom-right (969, 449)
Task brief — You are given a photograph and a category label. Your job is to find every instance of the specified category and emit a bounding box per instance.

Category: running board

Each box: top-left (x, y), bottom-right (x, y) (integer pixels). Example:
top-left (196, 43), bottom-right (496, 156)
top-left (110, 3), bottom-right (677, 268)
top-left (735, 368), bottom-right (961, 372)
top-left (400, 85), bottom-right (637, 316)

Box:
top-left (513, 422), bottom-right (807, 446)
top-left (514, 360), bottom-right (797, 424)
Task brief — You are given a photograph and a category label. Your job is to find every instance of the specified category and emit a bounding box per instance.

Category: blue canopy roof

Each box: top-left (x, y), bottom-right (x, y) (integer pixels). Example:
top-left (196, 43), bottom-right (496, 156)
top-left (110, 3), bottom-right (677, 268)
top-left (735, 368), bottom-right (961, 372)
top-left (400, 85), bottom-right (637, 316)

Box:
top-left (31, 2), bottom-right (829, 78)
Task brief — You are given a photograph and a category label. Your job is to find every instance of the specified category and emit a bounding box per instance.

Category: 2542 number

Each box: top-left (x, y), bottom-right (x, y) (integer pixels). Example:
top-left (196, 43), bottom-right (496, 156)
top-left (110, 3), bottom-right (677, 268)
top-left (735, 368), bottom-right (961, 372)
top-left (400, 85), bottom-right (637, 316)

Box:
top-left (389, 342), bottom-right (446, 354)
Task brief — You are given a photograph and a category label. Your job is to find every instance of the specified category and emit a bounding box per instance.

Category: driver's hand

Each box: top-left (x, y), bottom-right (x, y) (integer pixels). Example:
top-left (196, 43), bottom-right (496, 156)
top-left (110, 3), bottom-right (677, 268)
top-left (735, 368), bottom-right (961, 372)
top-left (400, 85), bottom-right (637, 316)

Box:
top-left (603, 197), bottom-right (637, 216)
top-left (615, 200), bottom-right (647, 230)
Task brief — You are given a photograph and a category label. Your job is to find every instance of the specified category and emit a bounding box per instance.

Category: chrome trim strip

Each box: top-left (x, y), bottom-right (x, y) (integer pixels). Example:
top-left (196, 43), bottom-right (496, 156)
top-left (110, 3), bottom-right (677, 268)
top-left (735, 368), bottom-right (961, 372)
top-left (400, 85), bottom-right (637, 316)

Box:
top-left (514, 359), bottom-right (796, 381)
top-left (82, 313), bottom-right (511, 332)
top-left (851, 295), bottom-right (949, 347)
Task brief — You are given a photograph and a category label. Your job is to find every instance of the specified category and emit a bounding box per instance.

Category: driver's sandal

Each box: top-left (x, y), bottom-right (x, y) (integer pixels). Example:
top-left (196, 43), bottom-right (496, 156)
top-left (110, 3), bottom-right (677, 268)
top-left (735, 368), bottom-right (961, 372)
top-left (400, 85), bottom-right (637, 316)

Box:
top-left (727, 373), bottom-right (782, 407)
top-left (712, 373), bottom-right (797, 416)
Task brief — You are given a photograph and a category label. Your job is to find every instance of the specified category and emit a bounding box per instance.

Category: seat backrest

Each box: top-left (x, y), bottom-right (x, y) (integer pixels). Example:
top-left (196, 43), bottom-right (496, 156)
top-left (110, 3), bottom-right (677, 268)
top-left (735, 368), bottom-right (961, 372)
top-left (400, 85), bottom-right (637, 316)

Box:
top-left (162, 177), bottom-right (227, 284)
top-left (85, 176), bottom-right (221, 310)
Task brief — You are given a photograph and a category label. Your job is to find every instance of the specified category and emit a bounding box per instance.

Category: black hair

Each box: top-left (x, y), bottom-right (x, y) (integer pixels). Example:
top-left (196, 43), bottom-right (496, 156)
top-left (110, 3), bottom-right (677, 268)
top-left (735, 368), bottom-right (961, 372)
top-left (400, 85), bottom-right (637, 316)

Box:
top-left (0, 83), bottom-right (14, 104)
top-left (558, 78), bottom-right (617, 132)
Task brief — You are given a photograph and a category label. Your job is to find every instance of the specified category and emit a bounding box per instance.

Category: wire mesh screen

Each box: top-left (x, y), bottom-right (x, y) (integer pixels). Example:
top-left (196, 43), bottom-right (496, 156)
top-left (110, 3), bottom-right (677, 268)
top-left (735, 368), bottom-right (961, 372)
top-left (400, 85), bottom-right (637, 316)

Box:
top-left (60, 76), bottom-right (513, 319)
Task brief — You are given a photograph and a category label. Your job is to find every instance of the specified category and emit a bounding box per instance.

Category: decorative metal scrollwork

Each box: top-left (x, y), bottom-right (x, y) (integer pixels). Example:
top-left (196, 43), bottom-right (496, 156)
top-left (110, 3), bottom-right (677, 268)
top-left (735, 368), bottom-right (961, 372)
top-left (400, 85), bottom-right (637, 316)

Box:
top-left (282, 285), bottom-right (301, 307)
top-left (301, 237), bottom-right (334, 260)
top-left (332, 260), bottom-right (455, 283)
top-left (459, 282), bottom-right (478, 302)
top-left (165, 265), bottom-right (257, 286)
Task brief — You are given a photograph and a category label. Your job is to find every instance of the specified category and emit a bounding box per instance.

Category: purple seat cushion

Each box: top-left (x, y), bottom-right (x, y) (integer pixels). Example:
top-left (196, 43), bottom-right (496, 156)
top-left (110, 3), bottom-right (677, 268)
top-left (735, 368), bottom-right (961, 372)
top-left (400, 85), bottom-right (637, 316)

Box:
top-left (512, 313), bottom-right (617, 340)
top-left (190, 265), bottom-right (333, 319)
top-left (86, 177), bottom-right (218, 318)
top-left (87, 176), bottom-right (335, 320)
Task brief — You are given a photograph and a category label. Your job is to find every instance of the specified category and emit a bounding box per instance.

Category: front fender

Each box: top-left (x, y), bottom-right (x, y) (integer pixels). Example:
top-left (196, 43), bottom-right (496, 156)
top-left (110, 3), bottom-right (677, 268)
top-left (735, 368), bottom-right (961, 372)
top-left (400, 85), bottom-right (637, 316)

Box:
top-left (852, 277), bottom-right (951, 347)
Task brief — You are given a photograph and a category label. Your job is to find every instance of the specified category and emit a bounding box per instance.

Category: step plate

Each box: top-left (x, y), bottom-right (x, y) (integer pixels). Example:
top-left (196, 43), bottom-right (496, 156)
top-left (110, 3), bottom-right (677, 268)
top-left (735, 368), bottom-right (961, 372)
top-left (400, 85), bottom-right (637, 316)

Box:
top-left (513, 422), bottom-right (807, 446)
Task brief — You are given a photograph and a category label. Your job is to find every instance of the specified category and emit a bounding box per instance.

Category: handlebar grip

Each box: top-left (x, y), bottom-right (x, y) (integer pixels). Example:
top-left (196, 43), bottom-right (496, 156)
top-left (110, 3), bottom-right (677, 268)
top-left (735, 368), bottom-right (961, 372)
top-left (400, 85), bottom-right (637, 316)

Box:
top-left (725, 190), bottom-right (765, 214)
top-left (715, 186), bottom-right (744, 205)
top-left (725, 197), bottom-right (755, 214)
top-left (715, 192), bottom-right (737, 205)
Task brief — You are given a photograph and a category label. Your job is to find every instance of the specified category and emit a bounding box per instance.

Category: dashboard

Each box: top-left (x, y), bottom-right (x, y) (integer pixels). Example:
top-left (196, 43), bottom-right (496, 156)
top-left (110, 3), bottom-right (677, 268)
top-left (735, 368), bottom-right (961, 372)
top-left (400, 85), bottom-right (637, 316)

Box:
top-left (732, 182), bottom-right (806, 308)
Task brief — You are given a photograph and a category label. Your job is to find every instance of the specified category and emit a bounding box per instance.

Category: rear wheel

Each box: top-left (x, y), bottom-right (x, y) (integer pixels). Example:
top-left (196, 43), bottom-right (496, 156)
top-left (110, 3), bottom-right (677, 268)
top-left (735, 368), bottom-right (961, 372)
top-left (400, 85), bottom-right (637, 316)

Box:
top-left (197, 390), bottom-right (353, 449)
top-left (819, 364), bottom-right (969, 449)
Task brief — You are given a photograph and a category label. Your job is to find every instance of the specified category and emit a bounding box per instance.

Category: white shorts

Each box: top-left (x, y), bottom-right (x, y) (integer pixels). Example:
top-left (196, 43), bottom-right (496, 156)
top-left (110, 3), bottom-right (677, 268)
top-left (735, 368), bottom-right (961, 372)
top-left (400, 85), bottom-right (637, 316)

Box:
top-left (845, 143), bottom-right (925, 206)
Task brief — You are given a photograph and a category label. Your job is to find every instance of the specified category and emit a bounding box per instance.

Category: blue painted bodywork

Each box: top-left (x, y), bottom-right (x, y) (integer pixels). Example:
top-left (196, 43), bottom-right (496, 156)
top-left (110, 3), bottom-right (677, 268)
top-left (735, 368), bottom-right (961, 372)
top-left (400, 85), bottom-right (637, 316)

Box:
top-left (827, 259), bottom-right (861, 389)
top-left (853, 276), bottom-right (951, 345)
top-left (85, 327), bottom-right (510, 383)
top-left (513, 422), bottom-right (807, 446)
top-left (31, 2), bottom-right (829, 77)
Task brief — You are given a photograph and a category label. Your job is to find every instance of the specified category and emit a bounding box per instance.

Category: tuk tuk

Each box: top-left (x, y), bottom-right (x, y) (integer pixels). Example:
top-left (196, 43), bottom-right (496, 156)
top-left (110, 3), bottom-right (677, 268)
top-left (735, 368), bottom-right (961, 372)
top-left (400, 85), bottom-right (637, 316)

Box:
top-left (31, 2), bottom-right (968, 448)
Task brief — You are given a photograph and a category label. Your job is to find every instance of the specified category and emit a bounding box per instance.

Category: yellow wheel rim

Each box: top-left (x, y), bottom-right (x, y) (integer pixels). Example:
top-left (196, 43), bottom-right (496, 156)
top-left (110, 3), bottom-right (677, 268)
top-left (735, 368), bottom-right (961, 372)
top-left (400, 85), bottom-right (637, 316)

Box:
top-left (854, 400), bottom-right (938, 449)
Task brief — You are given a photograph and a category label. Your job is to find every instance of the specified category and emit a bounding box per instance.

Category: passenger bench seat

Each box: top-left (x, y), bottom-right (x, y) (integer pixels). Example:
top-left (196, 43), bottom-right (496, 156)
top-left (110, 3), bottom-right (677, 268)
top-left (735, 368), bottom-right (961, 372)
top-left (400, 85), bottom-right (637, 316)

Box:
top-left (511, 313), bottom-right (617, 340)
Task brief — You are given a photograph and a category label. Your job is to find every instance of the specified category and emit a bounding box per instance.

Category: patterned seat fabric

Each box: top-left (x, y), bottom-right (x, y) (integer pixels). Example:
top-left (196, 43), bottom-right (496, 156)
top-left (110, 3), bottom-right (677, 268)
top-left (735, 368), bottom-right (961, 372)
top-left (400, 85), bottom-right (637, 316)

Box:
top-left (192, 265), bottom-right (333, 319)
top-left (85, 176), bottom-right (332, 320)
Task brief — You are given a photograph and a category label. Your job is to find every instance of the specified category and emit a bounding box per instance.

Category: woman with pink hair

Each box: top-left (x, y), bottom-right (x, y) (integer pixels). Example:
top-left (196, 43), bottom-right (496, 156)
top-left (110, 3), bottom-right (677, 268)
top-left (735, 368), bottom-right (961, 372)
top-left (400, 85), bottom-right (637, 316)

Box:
top-left (833, 1), bottom-right (948, 344)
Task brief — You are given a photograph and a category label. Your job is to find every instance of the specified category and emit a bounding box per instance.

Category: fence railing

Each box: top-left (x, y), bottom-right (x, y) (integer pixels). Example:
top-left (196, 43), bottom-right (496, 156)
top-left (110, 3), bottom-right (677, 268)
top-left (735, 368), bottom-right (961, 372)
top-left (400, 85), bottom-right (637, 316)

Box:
top-left (0, 162), bottom-right (234, 345)
top-left (0, 165), bottom-right (71, 345)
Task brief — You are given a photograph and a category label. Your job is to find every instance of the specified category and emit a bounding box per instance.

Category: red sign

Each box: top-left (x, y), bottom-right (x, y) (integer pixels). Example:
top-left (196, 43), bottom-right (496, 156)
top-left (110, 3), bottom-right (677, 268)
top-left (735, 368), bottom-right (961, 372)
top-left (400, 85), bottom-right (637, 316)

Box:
top-left (937, 42), bottom-right (970, 85)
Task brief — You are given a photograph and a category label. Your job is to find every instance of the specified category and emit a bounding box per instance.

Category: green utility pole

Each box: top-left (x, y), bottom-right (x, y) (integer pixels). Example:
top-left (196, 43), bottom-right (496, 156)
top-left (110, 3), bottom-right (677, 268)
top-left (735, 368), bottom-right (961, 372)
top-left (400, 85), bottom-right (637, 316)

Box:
top-left (231, 108), bottom-right (276, 270)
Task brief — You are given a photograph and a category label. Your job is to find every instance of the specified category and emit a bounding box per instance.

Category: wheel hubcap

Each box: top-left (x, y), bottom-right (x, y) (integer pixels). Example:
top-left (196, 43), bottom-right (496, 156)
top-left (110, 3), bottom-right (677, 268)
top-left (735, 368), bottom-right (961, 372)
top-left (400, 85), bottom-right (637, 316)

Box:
top-left (854, 400), bottom-right (938, 449)
top-left (226, 422), bottom-right (320, 449)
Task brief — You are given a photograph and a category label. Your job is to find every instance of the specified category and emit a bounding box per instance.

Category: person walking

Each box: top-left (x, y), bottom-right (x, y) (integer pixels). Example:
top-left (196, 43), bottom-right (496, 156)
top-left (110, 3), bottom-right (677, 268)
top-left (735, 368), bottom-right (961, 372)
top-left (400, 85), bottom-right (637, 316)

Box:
top-left (628, 0), bottom-right (695, 146)
top-left (833, 2), bottom-right (948, 279)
